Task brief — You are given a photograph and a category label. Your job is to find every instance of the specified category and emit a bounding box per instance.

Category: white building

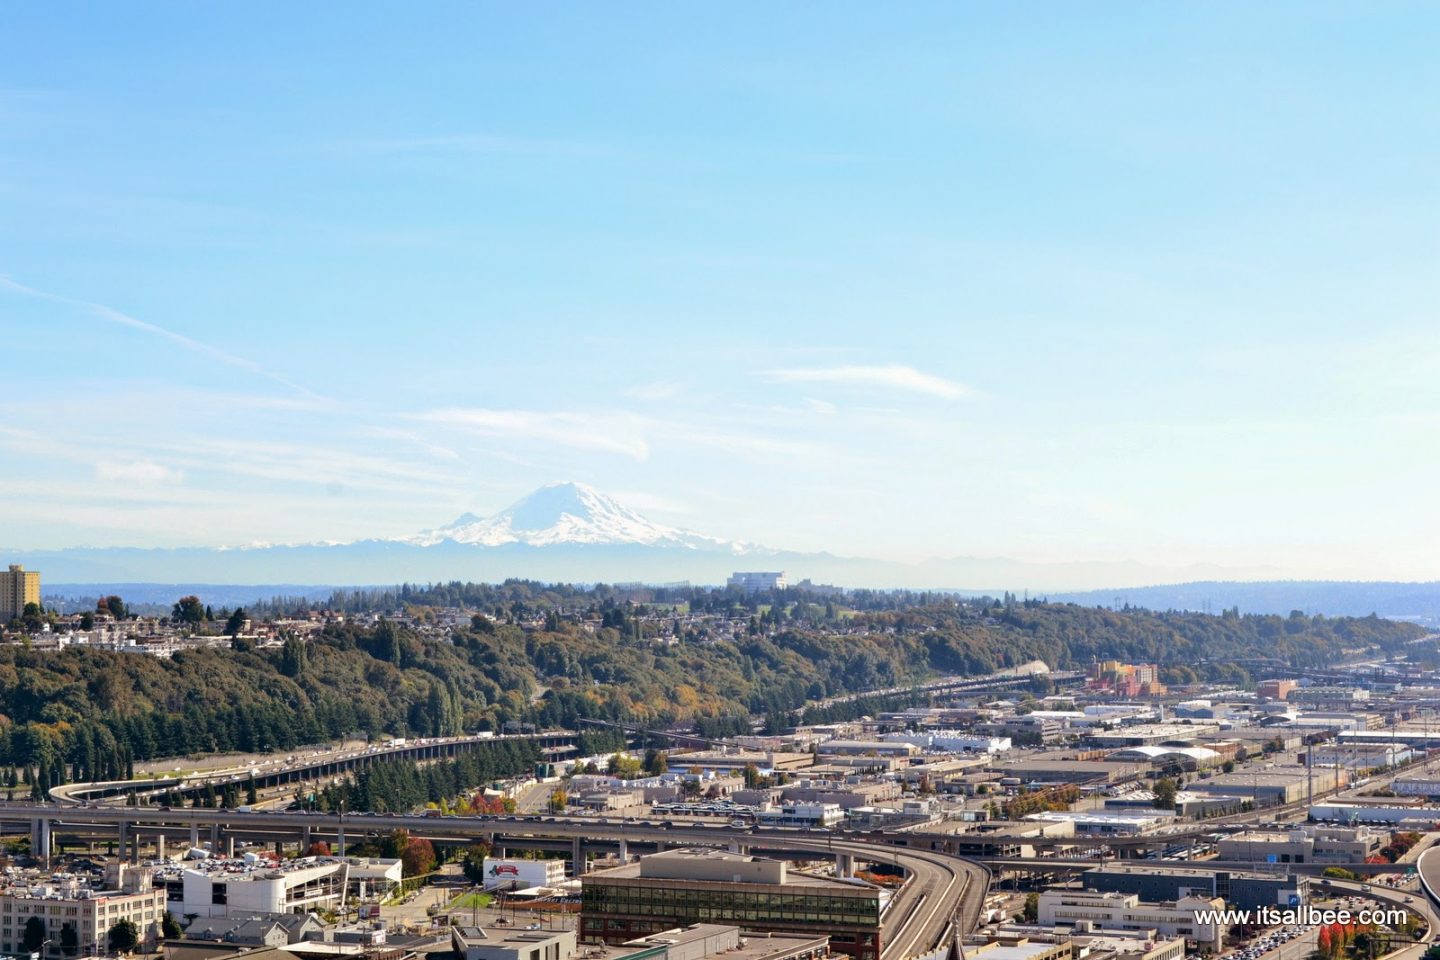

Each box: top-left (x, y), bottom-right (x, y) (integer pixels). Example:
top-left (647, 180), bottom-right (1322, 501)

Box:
top-left (159, 859), bottom-right (349, 919)
top-left (1037, 890), bottom-right (1225, 948)
top-left (881, 732), bottom-right (1011, 754)
top-left (757, 802), bottom-right (844, 827)
top-left (483, 858), bottom-right (567, 891)
top-left (727, 572), bottom-right (787, 595)
top-left (0, 865), bottom-right (165, 958)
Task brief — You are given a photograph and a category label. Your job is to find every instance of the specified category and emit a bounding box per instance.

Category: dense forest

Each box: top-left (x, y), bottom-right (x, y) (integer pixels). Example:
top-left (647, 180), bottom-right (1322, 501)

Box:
top-left (0, 595), bottom-right (1423, 785)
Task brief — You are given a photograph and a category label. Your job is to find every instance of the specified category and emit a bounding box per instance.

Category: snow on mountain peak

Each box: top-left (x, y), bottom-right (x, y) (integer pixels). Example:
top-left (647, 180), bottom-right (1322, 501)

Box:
top-left (411, 482), bottom-right (725, 549)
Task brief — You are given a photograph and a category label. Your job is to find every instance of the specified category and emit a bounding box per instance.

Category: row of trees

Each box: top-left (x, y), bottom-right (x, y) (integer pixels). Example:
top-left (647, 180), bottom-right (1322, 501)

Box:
top-left (299, 739), bottom-right (540, 814)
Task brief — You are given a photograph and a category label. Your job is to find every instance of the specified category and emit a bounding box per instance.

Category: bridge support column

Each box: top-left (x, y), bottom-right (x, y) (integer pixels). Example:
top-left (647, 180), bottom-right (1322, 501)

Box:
top-left (31, 819), bottom-right (51, 866)
top-left (835, 853), bottom-right (854, 878)
top-left (118, 821), bottom-right (130, 863)
top-left (157, 834), bottom-right (166, 861)
top-left (302, 825), bottom-right (312, 850)
top-left (228, 837), bottom-right (235, 859)
top-left (209, 824), bottom-right (219, 849)
top-left (728, 842), bottom-right (749, 856)
top-left (572, 837), bottom-right (585, 876)
top-left (618, 839), bottom-right (628, 862)
top-left (190, 824), bottom-right (200, 848)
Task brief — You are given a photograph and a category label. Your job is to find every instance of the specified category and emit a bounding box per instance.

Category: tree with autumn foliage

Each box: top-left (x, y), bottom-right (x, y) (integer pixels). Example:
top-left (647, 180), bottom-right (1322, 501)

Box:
top-left (402, 836), bottom-right (437, 876)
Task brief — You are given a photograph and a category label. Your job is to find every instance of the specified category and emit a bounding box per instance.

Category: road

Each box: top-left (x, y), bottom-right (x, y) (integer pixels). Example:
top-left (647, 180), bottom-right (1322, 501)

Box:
top-left (0, 805), bottom-right (988, 960)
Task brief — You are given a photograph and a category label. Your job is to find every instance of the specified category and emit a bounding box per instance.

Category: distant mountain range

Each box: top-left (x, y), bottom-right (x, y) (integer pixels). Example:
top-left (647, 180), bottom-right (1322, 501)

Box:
top-left (14, 482), bottom-right (1440, 622)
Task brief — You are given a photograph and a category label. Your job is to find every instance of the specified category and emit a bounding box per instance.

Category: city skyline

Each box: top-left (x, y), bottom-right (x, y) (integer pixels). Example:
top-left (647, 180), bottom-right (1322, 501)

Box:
top-left (5, 4), bottom-right (1440, 581)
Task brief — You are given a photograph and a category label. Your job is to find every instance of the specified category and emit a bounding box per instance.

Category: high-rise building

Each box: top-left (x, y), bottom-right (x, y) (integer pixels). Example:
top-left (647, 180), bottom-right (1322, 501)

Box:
top-left (0, 565), bottom-right (40, 620)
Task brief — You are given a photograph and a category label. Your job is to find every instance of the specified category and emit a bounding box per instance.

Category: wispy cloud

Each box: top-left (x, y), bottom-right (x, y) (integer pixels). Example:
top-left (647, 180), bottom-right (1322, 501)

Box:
top-left (413, 408), bottom-right (651, 460)
top-left (0, 277), bottom-right (326, 401)
top-left (623, 380), bottom-right (685, 401)
top-left (96, 459), bottom-right (184, 485)
top-left (761, 364), bottom-right (972, 399)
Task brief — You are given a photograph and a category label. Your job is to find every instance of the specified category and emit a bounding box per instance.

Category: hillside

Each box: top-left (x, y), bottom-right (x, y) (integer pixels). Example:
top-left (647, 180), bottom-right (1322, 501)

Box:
top-left (0, 598), bottom-right (1422, 785)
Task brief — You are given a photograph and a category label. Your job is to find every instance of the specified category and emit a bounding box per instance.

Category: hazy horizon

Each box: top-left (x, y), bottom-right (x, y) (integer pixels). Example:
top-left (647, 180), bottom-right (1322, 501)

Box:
top-left (5, 5), bottom-right (1440, 581)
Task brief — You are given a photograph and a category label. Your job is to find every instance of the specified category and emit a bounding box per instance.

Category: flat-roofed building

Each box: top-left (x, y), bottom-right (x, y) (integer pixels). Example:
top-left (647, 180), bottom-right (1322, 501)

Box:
top-left (1081, 864), bottom-right (1307, 912)
top-left (580, 849), bottom-right (882, 960)
top-left (1216, 826), bottom-right (1383, 865)
top-left (0, 865), bottom-right (165, 958)
top-left (967, 937), bottom-right (1074, 960)
top-left (452, 927), bottom-right (577, 960)
top-left (1037, 890), bottom-right (1224, 949)
top-left (155, 858), bottom-right (349, 919)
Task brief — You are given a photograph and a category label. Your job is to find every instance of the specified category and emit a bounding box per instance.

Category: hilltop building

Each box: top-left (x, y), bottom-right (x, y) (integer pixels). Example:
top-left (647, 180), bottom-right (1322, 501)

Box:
top-left (0, 564), bottom-right (40, 620)
top-left (727, 572), bottom-right (787, 594)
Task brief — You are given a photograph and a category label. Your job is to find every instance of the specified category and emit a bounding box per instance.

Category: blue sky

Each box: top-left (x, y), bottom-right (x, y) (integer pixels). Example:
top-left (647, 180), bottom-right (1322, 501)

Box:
top-left (3, 3), bottom-right (1439, 579)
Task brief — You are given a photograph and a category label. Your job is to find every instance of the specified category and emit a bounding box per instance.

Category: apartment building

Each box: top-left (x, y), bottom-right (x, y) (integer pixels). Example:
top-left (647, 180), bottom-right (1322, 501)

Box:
top-left (0, 564), bottom-right (40, 620)
top-left (0, 866), bottom-right (164, 958)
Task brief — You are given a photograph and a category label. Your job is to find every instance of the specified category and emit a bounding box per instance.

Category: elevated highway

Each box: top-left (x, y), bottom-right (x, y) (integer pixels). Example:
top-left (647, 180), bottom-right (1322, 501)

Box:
top-left (0, 806), bottom-right (987, 960)
top-left (50, 731), bottom-right (578, 804)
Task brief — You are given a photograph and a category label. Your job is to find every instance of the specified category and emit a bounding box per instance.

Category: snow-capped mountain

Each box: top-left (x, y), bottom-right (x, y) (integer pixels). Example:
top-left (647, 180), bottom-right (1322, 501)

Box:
top-left (410, 481), bottom-right (729, 550)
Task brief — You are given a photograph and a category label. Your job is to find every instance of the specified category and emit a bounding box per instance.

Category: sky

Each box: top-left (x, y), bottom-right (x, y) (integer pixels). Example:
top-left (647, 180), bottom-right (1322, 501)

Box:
top-left (2, 3), bottom-right (1440, 580)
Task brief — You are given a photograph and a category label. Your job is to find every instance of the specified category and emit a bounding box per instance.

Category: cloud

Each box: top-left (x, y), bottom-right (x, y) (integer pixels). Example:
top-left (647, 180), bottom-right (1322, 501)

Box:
top-left (0, 277), bottom-right (325, 401)
top-left (761, 364), bottom-right (972, 399)
top-left (414, 408), bottom-right (651, 460)
top-left (95, 459), bottom-right (185, 485)
top-left (623, 380), bottom-right (685, 401)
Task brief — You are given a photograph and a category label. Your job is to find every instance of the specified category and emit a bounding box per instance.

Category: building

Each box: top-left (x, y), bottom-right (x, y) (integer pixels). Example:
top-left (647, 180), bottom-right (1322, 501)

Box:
top-left (1186, 766), bottom-right (1344, 807)
top-left (727, 572), bottom-right (787, 595)
top-left (815, 741), bottom-right (918, 759)
top-left (0, 564), bottom-right (40, 620)
top-left (1037, 890), bottom-right (1224, 949)
top-left (756, 802), bottom-right (844, 827)
top-left (967, 937), bottom-right (1074, 960)
top-left (1104, 790), bottom-right (1244, 819)
top-left (1215, 826), bottom-right (1383, 865)
top-left (452, 927), bottom-right (577, 960)
top-left (1023, 812), bottom-right (1171, 837)
top-left (1080, 865), bottom-right (1307, 912)
top-left (1256, 680), bottom-right (1298, 702)
top-left (1086, 662), bottom-right (1167, 698)
top-left (0, 864), bottom-right (166, 958)
top-left (580, 849), bottom-right (882, 960)
top-left (483, 858), bottom-right (567, 891)
top-left (155, 858), bottom-right (349, 919)
top-left (1392, 776), bottom-right (1440, 798)
top-left (608, 924), bottom-right (828, 960)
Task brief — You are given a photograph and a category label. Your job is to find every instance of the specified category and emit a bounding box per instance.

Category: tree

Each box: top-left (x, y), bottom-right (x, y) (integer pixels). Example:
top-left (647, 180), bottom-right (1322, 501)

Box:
top-left (23, 915), bottom-right (47, 953)
top-left (79, 612), bottom-right (95, 631)
top-left (1152, 777), bottom-right (1178, 810)
top-left (305, 841), bottom-right (332, 857)
top-left (401, 837), bottom-right (437, 877)
top-left (60, 922), bottom-right (78, 957)
top-left (99, 595), bottom-right (127, 620)
top-left (161, 913), bottom-right (182, 940)
top-left (549, 788), bottom-right (568, 813)
top-left (172, 596), bottom-right (205, 625)
top-left (108, 919), bottom-right (140, 955)
top-left (1020, 893), bottom-right (1039, 924)
top-left (462, 842), bottom-right (491, 884)
top-left (224, 608), bottom-right (248, 637)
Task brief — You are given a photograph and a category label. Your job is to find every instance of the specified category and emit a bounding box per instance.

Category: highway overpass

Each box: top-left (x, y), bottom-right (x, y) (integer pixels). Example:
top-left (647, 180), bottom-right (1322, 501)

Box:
top-left (0, 805), bottom-right (988, 960)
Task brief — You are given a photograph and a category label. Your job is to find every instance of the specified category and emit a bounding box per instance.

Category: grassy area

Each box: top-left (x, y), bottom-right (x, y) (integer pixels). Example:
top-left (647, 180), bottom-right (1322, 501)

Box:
top-left (448, 892), bottom-right (493, 912)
